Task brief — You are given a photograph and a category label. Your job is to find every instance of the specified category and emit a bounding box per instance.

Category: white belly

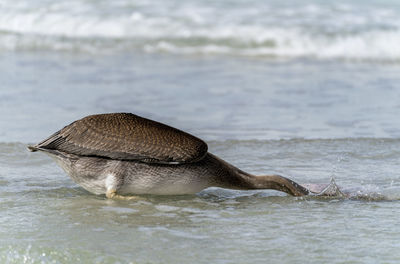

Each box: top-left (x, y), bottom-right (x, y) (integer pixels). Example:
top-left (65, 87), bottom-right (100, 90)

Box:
top-left (50, 152), bottom-right (216, 196)
top-left (117, 174), bottom-right (210, 195)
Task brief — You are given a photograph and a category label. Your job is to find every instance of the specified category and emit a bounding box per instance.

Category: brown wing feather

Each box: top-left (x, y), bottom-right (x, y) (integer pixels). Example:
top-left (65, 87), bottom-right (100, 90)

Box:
top-left (34, 113), bottom-right (208, 164)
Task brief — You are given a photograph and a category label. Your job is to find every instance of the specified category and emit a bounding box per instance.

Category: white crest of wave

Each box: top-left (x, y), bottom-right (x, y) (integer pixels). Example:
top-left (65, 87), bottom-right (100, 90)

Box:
top-left (1, 6), bottom-right (400, 61)
top-left (145, 30), bottom-right (400, 61)
top-left (0, 12), bottom-right (129, 38)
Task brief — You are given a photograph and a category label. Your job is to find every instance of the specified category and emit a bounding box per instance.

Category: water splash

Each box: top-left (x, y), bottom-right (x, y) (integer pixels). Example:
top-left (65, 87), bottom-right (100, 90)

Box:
top-left (305, 179), bottom-right (394, 201)
top-left (314, 177), bottom-right (346, 197)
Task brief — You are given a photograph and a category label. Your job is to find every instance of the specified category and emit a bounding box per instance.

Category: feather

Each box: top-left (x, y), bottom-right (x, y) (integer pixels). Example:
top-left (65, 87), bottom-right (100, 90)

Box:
top-left (32, 113), bottom-right (208, 164)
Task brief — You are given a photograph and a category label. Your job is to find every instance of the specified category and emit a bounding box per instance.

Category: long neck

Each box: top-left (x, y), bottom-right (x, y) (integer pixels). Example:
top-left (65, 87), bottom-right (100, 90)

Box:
top-left (246, 174), bottom-right (310, 196)
top-left (207, 153), bottom-right (310, 196)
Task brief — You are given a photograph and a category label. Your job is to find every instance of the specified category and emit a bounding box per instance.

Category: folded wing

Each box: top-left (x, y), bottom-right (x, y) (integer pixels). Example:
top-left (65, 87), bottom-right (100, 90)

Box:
top-left (32, 113), bottom-right (208, 164)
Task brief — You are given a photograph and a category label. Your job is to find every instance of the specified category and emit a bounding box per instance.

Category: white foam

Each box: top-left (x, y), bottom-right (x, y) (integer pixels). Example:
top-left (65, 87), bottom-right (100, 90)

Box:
top-left (1, 1), bottom-right (400, 61)
top-left (143, 30), bottom-right (400, 61)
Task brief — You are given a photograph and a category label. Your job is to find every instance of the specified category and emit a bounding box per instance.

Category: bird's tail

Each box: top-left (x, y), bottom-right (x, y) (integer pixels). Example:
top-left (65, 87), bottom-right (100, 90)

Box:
top-left (27, 145), bottom-right (39, 152)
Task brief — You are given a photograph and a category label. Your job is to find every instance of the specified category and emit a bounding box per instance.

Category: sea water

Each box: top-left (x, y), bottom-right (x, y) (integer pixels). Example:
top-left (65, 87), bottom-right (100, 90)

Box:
top-left (1, 0), bottom-right (400, 263)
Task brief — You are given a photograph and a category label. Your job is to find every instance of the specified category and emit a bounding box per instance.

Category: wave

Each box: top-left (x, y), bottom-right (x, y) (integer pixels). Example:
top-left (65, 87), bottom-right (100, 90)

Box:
top-left (2, 28), bottom-right (400, 61)
top-left (142, 31), bottom-right (400, 61)
top-left (1, 1), bottom-right (400, 61)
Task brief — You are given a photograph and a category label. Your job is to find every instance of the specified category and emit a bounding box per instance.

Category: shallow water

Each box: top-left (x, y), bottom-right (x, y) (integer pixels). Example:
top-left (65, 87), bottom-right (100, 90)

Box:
top-left (2, 139), bottom-right (400, 263)
top-left (2, 0), bottom-right (400, 263)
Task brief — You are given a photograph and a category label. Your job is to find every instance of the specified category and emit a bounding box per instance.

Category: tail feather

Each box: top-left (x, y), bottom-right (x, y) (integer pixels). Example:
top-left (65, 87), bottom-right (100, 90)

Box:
top-left (27, 145), bottom-right (39, 152)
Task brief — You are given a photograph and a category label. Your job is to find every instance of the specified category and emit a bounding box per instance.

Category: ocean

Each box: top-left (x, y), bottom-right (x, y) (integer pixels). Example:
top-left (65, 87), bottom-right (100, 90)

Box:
top-left (1, 0), bottom-right (400, 263)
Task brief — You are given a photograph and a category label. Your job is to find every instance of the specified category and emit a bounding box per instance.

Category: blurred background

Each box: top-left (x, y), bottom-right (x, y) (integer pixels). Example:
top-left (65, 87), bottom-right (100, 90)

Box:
top-left (1, 0), bottom-right (400, 142)
top-left (1, 0), bottom-right (400, 263)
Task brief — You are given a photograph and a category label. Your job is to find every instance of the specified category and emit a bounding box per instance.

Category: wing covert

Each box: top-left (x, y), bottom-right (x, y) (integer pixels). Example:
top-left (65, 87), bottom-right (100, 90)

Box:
top-left (34, 113), bottom-right (208, 164)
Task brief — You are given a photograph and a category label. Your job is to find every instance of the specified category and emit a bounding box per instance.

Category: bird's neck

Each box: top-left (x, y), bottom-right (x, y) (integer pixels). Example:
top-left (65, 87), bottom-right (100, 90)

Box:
top-left (246, 174), bottom-right (310, 196)
top-left (208, 153), bottom-right (310, 196)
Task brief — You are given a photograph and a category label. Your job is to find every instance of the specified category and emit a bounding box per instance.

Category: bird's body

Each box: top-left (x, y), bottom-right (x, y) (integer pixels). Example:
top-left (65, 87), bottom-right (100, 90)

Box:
top-left (47, 150), bottom-right (250, 196)
top-left (29, 113), bottom-right (316, 198)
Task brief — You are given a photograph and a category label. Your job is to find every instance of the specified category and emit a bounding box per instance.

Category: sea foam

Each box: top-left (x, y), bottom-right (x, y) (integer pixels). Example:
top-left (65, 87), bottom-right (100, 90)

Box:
top-left (1, 0), bottom-right (400, 61)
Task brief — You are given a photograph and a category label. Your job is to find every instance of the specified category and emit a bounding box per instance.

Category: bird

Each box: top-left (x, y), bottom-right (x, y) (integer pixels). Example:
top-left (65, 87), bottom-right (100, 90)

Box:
top-left (28, 113), bottom-right (318, 200)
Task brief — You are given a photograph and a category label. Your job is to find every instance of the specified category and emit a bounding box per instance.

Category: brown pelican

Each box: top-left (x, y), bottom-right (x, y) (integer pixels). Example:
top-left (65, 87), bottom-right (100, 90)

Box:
top-left (28, 113), bottom-right (322, 200)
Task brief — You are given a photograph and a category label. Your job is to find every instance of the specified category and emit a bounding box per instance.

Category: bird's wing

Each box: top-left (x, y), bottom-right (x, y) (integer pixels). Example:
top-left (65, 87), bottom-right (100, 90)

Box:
top-left (33, 113), bottom-right (208, 164)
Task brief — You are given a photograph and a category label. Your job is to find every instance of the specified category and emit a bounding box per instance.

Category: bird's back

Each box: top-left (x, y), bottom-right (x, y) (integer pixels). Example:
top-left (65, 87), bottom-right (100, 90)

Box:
top-left (29, 113), bottom-right (208, 164)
